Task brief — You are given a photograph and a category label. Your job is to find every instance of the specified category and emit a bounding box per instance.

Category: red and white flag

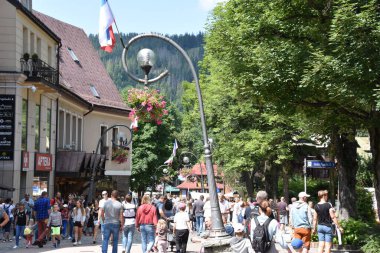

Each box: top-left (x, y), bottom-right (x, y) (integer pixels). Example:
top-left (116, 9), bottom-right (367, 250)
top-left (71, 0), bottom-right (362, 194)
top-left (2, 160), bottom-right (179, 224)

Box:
top-left (99, 0), bottom-right (116, 52)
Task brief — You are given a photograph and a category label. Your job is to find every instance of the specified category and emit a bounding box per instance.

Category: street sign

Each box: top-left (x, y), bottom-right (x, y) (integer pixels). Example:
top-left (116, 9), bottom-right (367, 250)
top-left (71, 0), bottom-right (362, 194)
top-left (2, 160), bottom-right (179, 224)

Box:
top-left (307, 160), bottom-right (336, 168)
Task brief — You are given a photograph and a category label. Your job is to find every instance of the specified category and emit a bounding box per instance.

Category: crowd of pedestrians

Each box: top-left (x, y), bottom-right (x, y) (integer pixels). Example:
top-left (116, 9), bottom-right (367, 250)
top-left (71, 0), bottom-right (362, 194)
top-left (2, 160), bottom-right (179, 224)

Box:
top-left (0, 188), bottom-right (343, 253)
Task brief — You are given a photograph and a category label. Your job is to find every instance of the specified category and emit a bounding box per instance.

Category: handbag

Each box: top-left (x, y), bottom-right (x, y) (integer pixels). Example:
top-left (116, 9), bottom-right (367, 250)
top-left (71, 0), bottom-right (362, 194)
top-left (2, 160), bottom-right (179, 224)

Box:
top-left (331, 223), bottom-right (337, 236)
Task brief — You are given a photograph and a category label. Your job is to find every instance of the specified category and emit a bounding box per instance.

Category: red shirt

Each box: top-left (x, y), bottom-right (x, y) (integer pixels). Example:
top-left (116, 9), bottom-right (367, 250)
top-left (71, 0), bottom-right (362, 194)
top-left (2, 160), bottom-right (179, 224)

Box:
top-left (135, 204), bottom-right (158, 228)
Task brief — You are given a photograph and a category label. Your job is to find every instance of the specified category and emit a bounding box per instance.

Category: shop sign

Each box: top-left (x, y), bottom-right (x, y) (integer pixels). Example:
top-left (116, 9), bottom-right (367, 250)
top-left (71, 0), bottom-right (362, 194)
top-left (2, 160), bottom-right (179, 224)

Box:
top-left (0, 95), bottom-right (15, 160)
top-left (35, 153), bottom-right (52, 171)
top-left (22, 151), bottom-right (29, 171)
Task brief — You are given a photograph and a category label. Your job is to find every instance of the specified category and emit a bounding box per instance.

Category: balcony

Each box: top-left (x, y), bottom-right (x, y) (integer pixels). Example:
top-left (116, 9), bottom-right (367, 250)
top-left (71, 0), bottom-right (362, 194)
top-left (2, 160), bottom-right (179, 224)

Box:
top-left (20, 58), bottom-right (58, 91)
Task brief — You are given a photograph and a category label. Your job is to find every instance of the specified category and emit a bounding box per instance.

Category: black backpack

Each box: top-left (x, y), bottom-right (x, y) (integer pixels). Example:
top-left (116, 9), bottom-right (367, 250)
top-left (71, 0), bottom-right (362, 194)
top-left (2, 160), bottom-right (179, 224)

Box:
top-left (164, 199), bottom-right (173, 211)
top-left (251, 216), bottom-right (272, 253)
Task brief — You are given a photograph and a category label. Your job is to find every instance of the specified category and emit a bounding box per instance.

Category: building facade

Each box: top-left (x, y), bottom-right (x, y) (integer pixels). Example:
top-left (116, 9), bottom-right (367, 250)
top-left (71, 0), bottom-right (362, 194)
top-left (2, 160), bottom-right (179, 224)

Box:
top-left (0, 0), bottom-right (132, 202)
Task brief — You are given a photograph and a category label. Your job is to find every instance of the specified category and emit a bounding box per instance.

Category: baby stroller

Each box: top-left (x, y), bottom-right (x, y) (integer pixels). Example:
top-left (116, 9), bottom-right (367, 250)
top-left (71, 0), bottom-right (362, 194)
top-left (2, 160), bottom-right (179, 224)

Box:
top-left (166, 217), bottom-right (176, 252)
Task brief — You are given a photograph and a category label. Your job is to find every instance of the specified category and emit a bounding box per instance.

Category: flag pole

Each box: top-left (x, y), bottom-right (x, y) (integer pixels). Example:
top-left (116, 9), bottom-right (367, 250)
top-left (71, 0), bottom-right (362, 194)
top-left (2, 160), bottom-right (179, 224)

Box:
top-left (113, 21), bottom-right (125, 48)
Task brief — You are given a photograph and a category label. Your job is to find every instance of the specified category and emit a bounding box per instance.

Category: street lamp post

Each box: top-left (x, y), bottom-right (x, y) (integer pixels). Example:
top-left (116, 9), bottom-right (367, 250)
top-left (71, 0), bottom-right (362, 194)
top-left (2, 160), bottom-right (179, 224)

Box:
top-left (156, 164), bottom-right (170, 195)
top-left (122, 33), bottom-right (227, 238)
top-left (180, 151), bottom-right (204, 193)
top-left (87, 124), bottom-right (132, 203)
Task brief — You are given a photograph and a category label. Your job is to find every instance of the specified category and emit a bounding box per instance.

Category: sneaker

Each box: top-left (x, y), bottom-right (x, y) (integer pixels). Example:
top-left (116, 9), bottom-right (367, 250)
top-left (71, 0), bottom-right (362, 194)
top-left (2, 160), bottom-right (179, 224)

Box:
top-left (13, 246), bottom-right (18, 249)
top-left (57, 239), bottom-right (60, 247)
top-left (68, 236), bottom-right (72, 240)
top-left (25, 245), bottom-right (28, 248)
top-left (93, 241), bottom-right (96, 244)
top-left (52, 243), bottom-right (57, 248)
top-left (37, 241), bottom-right (43, 248)
top-left (32, 241), bottom-right (39, 246)
top-left (73, 241), bottom-right (77, 246)
top-left (78, 241), bottom-right (82, 245)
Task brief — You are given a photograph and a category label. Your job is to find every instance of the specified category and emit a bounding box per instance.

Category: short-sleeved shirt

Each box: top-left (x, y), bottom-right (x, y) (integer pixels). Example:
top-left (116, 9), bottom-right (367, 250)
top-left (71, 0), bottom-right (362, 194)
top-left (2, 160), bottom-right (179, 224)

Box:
top-left (16, 210), bottom-right (27, 226)
top-left (315, 202), bottom-right (333, 226)
top-left (174, 211), bottom-right (189, 230)
top-left (103, 199), bottom-right (122, 225)
top-left (33, 197), bottom-right (51, 221)
top-left (277, 201), bottom-right (287, 215)
top-left (219, 200), bottom-right (230, 214)
top-left (20, 198), bottom-right (34, 214)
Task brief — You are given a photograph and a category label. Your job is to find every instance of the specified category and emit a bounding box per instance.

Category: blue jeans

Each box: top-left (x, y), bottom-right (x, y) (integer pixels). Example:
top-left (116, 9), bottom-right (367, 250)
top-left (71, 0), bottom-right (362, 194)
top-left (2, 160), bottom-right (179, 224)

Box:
top-left (140, 224), bottom-right (155, 253)
top-left (122, 225), bottom-right (135, 253)
top-left (195, 216), bottom-right (204, 235)
top-left (102, 223), bottom-right (120, 253)
top-left (15, 225), bottom-right (25, 246)
top-left (62, 220), bottom-right (68, 237)
top-left (69, 218), bottom-right (74, 238)
top-left (317, 224), bottom-right (333, 242)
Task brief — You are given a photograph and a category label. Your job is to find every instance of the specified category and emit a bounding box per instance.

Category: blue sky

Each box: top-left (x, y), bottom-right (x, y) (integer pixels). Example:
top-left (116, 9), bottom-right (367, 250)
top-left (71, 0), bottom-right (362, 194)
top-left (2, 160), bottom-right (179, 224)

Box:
top-left (33, 0), bottom-right (225, 35)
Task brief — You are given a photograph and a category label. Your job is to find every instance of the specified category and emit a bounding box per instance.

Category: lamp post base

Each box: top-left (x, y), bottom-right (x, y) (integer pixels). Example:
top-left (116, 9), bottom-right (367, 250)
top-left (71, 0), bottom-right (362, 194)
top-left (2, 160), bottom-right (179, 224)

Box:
top-left (202, 236), bottom-right (232, 253)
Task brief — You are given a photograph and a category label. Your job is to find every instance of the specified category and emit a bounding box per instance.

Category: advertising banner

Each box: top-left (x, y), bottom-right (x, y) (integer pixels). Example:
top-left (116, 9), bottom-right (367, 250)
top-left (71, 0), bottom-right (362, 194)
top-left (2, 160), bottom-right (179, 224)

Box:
top-left (0, 95), bottom-right (15, 160)
top-left (35, 153), bottom-right (52, 171)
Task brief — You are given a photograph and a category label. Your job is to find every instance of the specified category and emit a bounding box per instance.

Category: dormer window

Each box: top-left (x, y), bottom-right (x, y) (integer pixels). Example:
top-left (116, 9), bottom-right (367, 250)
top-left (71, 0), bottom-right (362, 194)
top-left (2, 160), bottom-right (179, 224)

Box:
top-left (90, 84), bottom-right (100, 99)
top-left (67, 47), bottom-right (79, 63)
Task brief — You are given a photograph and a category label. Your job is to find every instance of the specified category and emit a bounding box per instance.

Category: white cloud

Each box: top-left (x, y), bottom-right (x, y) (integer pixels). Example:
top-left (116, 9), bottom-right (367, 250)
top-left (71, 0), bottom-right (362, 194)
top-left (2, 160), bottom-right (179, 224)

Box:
top-left (198, 0), bottom-right (226, 11)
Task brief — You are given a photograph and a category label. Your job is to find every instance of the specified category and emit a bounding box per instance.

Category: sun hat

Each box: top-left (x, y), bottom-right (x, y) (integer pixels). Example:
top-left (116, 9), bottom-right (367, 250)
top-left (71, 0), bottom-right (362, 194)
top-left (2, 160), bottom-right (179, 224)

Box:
top-left (298, 192), bottom-right (310, 198)
top-left (233, 223), bottom-right (245, 233)
top-left (291, 238), bottom-right (303, 249)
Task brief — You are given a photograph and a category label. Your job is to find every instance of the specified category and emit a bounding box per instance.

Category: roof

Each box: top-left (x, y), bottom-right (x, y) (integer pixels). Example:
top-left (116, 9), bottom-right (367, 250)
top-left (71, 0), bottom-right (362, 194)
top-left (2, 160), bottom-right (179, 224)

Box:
top-left (6, 0), bottom-right (60, 42)
top-left (176, 181), bottom-right (224, 190)
top-left (33, 11), bottom-right (129, 111)
top-left (190, 163), bottom-right (223, 177)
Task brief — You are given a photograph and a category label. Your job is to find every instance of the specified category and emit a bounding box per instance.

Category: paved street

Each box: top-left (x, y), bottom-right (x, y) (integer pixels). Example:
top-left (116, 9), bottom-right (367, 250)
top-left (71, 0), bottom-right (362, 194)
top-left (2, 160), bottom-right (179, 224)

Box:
top-left (0, 231), bottom-right (202, 253)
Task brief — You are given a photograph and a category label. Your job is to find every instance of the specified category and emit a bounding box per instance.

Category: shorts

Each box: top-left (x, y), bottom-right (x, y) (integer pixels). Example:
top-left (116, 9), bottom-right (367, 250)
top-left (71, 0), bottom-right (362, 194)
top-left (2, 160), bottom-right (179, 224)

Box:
top-left (317, 225), bottom-right (333, 242)
top-left (279, 214), bottom-right (288, 225)
top-left (94, 220), bottom-right (99, 226)
top-left (293, 227), bottom-right (311, 249)
top-left (74, 221), bottom-right (82, 227)
top-left (3, 220), bottom-right (11, 232)
top-left (51, 226), bottom-right (61, 236)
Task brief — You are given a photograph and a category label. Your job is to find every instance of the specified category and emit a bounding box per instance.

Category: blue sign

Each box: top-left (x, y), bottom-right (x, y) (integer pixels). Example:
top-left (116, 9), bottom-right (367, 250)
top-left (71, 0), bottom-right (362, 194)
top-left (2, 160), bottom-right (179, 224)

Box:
top-left (307, 160), bottom-right (335, 168)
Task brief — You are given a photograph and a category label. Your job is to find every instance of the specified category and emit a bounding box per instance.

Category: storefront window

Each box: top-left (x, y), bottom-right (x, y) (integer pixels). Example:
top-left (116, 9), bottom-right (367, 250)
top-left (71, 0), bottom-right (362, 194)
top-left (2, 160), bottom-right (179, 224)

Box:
top-left (46, 108), bottom-right (51, 153)
top-left (35, 104), bottom-right (40, 151)
top-left (21, 99), bottom-right (28, 150)
top-left (33, 176), bottom-right (48, 196)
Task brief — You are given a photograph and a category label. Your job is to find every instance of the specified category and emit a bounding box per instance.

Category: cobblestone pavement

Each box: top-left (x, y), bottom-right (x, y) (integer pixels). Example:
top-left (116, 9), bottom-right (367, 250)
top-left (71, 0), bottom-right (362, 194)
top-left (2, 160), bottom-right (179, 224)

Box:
top-left (0, 230), bottom-right (202, 253)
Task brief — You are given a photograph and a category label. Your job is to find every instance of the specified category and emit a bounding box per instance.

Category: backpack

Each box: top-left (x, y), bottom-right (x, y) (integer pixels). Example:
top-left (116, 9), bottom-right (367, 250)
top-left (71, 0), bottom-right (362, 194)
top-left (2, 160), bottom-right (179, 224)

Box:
top-left (251, 216), bottom-right (272, 253)
top-left (164, 199), bottom-right (173, 211)
top-left (4, 204), bottom-right (10, 216)
top-left (250, 204), bottom-right (260, 220)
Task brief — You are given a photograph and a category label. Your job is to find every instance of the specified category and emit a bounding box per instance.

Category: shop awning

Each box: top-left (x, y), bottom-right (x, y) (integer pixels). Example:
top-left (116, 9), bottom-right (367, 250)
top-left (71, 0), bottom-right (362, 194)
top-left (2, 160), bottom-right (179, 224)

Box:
top-left (165, 185), bottom-right (180, 192)
top-left (56, 151), bottom-right (105, 174)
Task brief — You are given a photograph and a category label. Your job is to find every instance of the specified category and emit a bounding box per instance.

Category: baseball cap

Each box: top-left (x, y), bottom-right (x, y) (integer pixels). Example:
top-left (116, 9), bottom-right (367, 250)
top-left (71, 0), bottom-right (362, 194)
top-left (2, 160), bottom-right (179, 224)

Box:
top-left (298, 192), bottom-right (310, 198)
top-left (291, 238), bottom-right (303, 249)
top-left (63, 204), bottom-right (68, 208)
top-left (102, 191), bottom-right (108, 195)
top-left (233, 223), bottom-right (244, 233)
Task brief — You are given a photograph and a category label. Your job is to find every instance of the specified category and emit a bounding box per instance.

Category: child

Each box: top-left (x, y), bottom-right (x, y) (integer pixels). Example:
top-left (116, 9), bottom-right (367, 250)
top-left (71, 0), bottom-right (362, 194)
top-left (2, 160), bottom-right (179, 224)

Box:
top-left (230, 223), bottom-right (254, 253)
top-left (61, 204), bottom-right (69, 238)
top-left (24, 219), bottom-right (36, 248)
top-left (154, 219), bottom-right (168, 253)
top-left (48, 204), bottom-right (62, 248)
top-left (14, 203), bottom-right (28, 249)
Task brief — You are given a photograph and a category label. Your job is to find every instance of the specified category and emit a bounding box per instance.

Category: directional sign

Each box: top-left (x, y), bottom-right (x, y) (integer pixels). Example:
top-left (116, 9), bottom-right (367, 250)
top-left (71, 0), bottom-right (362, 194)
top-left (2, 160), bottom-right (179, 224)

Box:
top-left (307, 160), bottom-right (336, 168)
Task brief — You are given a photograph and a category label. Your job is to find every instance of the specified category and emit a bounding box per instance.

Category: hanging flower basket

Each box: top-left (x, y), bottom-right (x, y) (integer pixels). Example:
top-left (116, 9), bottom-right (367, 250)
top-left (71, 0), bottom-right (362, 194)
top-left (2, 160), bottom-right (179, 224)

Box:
top-left (127, 87), bottom-right (168, 125)
top-left (111, 147), bottom-right (129, 164)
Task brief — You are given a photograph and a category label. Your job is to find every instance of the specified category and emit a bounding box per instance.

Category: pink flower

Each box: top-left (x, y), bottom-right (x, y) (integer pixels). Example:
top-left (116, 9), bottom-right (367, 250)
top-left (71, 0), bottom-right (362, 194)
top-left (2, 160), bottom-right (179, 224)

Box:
top-left (163, 109), bottom-right (168, 115)
top-left (147, 105), bottom-right (153, 112)
top-left (156, 120), bottom-right (162, 125)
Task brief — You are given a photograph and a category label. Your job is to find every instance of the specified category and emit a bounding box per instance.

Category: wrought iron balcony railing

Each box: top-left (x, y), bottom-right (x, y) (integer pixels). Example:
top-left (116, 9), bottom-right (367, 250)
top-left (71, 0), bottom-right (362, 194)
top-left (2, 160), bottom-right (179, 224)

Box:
top-left (20, 58), bottom-right (58, 85)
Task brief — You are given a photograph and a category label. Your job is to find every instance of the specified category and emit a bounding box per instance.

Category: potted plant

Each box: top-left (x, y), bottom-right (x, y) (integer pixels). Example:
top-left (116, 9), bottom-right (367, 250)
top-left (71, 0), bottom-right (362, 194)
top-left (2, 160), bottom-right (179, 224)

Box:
top-left (31, 53), bottom-right (38, 76)
top-left (22, 53), bottom-right (30, 76)
top-left (111, 147), bottom-right (129, 164)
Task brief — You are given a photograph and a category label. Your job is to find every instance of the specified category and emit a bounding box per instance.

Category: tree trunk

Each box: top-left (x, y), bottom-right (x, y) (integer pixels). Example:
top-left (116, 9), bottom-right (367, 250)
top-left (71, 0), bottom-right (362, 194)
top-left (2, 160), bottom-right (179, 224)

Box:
top-left (368, 126), bottom-right (380, 220)
top-left (333, 129), bottom-right (358, 219)
top-left (264, 161), bottom-right (279, 200)
top-left (242, 170), bottom-right (255, 197)
top-left (282, 162), bottom-right (291, 203)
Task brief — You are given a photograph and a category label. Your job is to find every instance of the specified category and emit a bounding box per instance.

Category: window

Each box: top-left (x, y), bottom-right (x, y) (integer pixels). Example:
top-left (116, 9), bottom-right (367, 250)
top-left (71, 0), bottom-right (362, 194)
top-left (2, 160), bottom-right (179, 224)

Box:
top-left (30, 32), bottom-right (35, 54)
top-left (112, 127), bottom-right (119, 147)
top-left (48, 46), bottom-right (52, 66)
top-left (77, 118), bottom-right (82, 151)
top-left (100, 126), bottom-right (107, 155)
top-left (72, 116), bottom-right (77, 150)
top-left (58, 110), bottom-right (64, 148)
top-left (21, 99), bottom-right (28, 150)
top-left (46, 108), bottom-right (51, 153)
top-left (35, 104), bottom-right (40, 151)
top-left (90, 84), bottom-right (100, 99)
top-left (37, 37), bottom-right (41, 57)
top-left (23, 27), bottom-right (28, 54)
top-left (67, 47), bottom-right (79, 63)
top-left (65, 113), bottom-right (71, 148)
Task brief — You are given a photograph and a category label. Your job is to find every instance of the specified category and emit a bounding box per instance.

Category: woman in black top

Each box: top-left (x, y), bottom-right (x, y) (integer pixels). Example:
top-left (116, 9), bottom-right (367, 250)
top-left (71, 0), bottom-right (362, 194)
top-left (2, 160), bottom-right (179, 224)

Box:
top-left (92, 200), bottom-right (100, 244)
top-left (14, 203), bottom-right (28, 248)
top-left (313, 190), bottom-right (343, 253)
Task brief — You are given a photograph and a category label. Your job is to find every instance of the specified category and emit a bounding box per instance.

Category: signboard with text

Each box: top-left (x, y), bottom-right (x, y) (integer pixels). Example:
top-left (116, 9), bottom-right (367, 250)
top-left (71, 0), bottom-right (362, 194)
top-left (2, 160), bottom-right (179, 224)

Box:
top-left (307, 160), bottom-right (336, 168)
top-left (35, 153), bottom-right (52, 171)
top-left (0, 95), bottom-right (15, 160)
top-left (22, 151), bottom-right (29, 171)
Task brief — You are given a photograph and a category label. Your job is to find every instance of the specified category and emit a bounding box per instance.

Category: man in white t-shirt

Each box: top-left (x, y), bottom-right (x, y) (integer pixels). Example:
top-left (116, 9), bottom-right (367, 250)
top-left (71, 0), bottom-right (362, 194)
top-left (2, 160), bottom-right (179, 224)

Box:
top-left (98, 191), bottom-right (108, 240)
top-left (173, 203), bottom-right (191, 252)
top-left (219, 195), bottom-right (230, 224)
